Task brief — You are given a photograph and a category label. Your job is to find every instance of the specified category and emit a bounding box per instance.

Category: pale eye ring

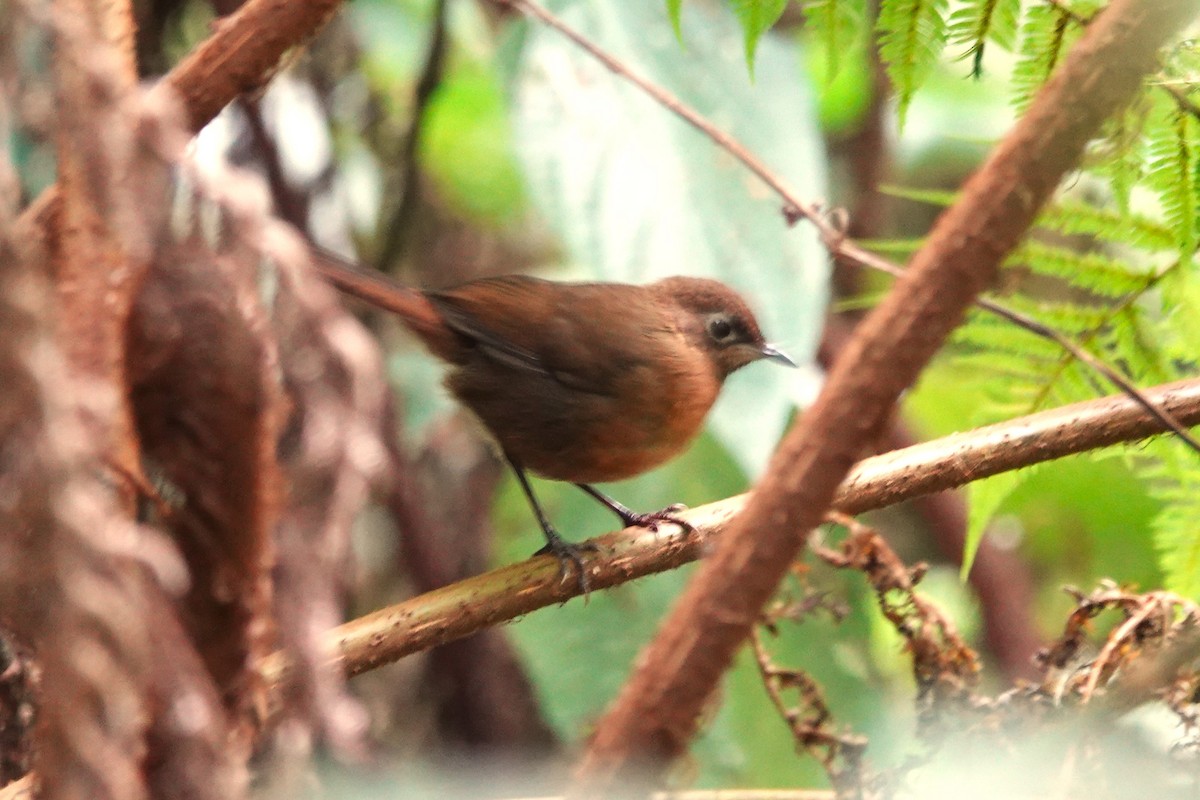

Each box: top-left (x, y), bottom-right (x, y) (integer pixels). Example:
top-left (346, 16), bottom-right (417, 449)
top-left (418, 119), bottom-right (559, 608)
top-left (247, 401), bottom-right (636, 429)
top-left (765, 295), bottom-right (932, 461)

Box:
top-left (707, 317), bottom-right (734, 341)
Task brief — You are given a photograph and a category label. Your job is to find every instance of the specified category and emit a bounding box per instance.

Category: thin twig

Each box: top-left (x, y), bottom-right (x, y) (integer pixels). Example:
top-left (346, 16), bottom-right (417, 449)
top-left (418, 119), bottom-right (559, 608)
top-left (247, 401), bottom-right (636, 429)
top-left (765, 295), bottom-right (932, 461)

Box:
top-left (375, 0), bottom-right (450, 269)
top-left (1078, 590), bottom-right (1199, 702)
top-left (238, 96), bottom-right (311, 234)
top-left (750, 628), bottom-right (869, 790)
top-left (1044, 0), bottom-right (1093, 26)
top-left (978, 298), bottom-right (1200, 448)
top-left (1162, 81), bottom-right (1200, 123)
top-left (493, 0), bottom-right (1200, 458)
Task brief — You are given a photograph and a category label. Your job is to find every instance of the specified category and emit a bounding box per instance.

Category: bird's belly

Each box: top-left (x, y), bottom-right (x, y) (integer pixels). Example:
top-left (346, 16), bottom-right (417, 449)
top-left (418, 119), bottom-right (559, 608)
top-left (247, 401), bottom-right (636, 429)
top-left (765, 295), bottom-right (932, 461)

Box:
top-left (448, 368), bottom-right (717, 484)
top-left (521, 393), bottom-right (710, 483)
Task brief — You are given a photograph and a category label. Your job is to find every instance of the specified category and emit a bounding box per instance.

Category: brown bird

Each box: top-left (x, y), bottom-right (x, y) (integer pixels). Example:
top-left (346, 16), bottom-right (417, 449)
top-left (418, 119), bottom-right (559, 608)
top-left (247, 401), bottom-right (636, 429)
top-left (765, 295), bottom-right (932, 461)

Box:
top-left (312, 252), bottom-right (795, 585)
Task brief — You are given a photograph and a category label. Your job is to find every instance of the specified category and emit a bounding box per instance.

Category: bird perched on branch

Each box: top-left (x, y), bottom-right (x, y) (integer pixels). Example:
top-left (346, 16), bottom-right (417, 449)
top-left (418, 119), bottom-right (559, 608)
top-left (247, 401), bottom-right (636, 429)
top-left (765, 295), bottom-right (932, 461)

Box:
top-left (313, 252), bottom-right (794, 588)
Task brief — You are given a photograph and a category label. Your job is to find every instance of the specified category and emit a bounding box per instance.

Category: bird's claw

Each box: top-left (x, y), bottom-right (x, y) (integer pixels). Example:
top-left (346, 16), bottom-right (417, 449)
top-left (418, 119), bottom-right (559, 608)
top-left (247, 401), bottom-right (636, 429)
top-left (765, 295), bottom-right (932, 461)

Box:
top-left (618, 503), bottom-right (694, 534)
top-left (534, 534), bottom-right (599, 595)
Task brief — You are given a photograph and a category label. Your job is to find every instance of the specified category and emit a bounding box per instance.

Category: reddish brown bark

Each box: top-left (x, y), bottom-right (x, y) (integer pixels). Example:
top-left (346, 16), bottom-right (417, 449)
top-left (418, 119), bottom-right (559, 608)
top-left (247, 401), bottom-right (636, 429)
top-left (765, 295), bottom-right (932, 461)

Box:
top-left (128, 241), bottom-right (285, 742)
top-left (572, 0), bottom-right (1200, 791)
top-left (16, 0), bottom-right (348, 262)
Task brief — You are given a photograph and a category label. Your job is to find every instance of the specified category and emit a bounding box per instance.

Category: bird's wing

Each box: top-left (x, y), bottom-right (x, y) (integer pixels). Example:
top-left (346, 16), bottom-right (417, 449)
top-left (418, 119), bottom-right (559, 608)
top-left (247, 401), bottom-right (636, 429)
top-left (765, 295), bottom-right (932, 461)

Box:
top-left (428, 277), bottom-right (668, 398)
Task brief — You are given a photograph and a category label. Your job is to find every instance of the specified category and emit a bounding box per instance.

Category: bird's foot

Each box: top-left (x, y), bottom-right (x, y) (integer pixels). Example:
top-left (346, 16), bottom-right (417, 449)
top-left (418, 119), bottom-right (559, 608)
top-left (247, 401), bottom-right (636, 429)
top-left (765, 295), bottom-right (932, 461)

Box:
top-left (616, 503), bottom-right (694, 534)
top-left (534, 530), bottom-right (600, 594)
top-left (575, 485), bottom-right (695, 534)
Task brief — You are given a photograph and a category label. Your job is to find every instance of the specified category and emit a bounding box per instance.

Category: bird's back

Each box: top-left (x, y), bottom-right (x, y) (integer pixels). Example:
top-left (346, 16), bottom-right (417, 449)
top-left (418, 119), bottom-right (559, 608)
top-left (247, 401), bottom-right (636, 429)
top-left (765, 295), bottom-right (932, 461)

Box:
top-left (427, 276), bottom-right (721, 483)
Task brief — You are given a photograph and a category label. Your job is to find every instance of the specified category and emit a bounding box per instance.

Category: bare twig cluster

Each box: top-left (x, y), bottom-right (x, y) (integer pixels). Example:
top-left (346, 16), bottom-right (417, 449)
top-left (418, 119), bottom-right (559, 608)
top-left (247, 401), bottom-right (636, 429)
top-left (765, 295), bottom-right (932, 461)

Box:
top-left (815, 516), bottom-right (979, 720)
top-left (751, 629), bottom-right (871, 797)
top-left (751, 524), bottom-right (1200, 799)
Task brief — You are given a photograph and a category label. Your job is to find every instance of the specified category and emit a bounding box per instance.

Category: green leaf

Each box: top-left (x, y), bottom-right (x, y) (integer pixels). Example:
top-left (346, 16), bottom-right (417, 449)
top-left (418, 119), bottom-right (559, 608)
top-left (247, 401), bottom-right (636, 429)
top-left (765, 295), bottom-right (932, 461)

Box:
top-left (1088, 103), bottom-right (1151, 214)
top-left (879, 183), bottom-right (957, 206)
top-left (800, 0), bottom-right (867, 81)
top-left (1141, 439), bottom-right (1200, 600)
top-left (962, 469), bottom-right (1035, 580)
top-left (876, 0), bottom-right (949, 128)
top-left (947, 0), bottom-right (1020, 77)
top-left (1037, 199), bottom-right (1175, 253)
top-left (730, 0), bottom-right (790, 71)
top-left (666, 0), bottom-right (684, 39)
top-left (510, 0), bottom-right (829, 475)
top-left (1004, 241), bottom-right (1154, 299)
top-left (1011, 3), bottom-right (1075, 113)
top-left (421, 64), bottom-right (527, 224)
top-left (1145, 95), bottom-right (1200, 261)
top-left (1161, 269), bottom-right (1200, 366)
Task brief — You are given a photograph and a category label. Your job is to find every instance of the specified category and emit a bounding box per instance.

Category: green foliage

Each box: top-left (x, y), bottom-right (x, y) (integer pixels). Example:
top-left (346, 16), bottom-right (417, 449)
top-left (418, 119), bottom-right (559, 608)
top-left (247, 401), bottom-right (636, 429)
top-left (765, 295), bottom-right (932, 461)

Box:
top-left (421, 64), bottom-right (527, 224)
top-left (666, 0), bottom-right (685, 39)
top-left (947, 0), bottom-right (1020, 78)
top-left (1036, 199), bottom-right (1175, 253)
top-left (801, 0), bottom-right (868, 81)
top-left (710, 0), bottom-right (1200, 599)
top-left (924, 18), bottom-right (1200, 589)
top-left (876, 0), bottom-right (949, 127)
top-left (1141, 439), bottom-right (1200, 599)
top-left (1009, 3), bottom-right (1078, 113)
top-left (806, 35), bottom-right (873, 135)
top-left (963, 469), bottom-right (1034, 581)
top-left (1145, 93), bottom-right (1200, 260)
top-left (667, 0), bottom-right (790, 68)
top-left (730, 0), bottom-right (790, 69)
top-left (871, 0), bottom-right (1200, 589)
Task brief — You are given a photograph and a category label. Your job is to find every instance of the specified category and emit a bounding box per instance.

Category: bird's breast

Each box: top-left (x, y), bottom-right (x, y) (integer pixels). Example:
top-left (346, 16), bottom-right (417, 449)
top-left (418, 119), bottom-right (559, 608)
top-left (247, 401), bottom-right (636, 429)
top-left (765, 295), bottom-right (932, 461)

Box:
top-left (445, 342), bottom-right (721, 484)
top-left (568, 377), bottom-right (717, 482)
top-left (530, 353), bottom-right (718, 483)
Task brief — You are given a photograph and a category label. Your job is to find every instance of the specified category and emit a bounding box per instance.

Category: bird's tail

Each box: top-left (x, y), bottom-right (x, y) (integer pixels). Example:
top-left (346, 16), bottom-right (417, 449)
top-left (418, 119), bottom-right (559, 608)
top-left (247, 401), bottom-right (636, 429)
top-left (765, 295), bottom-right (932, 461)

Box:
top-left (308, 247), bottom-right (462, 361)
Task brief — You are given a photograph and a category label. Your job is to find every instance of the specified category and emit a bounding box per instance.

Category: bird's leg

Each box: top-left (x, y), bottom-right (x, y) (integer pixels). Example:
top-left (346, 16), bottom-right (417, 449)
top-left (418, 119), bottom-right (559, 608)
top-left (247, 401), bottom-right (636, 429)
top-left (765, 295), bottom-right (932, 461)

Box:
top-left (574, 484), bottom-right (695, 533)
top-left (506, 455), bottom-right (597, 592)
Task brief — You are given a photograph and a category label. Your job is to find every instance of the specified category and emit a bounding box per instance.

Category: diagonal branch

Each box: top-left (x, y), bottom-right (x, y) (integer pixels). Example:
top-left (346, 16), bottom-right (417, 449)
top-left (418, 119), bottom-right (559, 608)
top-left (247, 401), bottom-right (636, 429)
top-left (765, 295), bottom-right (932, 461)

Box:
top-left (572, 0), bottom-right (1200, 791)
top-left (255, 376), bottom-right (1200, 710)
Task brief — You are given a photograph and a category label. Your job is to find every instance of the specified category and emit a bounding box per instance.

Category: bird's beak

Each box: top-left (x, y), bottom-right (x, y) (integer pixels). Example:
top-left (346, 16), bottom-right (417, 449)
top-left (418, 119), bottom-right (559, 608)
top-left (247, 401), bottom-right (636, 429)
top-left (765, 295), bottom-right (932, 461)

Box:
top-left (760, 344), bottom-right (796, 367)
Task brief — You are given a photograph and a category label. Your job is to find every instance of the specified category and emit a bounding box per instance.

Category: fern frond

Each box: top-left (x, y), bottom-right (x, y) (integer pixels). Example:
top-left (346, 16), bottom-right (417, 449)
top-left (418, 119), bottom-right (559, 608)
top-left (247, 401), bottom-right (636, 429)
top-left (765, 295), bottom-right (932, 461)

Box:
top-left (963, 467), bottom-right (1036, 580)
top-left (729, 0), bottom-right (789, 69)
top-left (947, 0), bottom-right (1019, 78)
top-left (876, 0), bottom-right (949, 127)
top-left (880, 184), bottom-right (957, 206)
top-left (666, 0), bottom-right (684, 39)
top-left (1006, 241), bottom-right (1155, 299)
top-left (802, 0), bottom-right (868, 80)
top-left (992, 295), bottom-right (1114, 336)
top-left (1145, 95), bottom-right (1200, 260)
top-left (1037, 200), bottom-right (1175, 253)
top-left (951, 348), bottom-right (1052, 384)
top-left (1156, 267), bottom-right (1200, 367)
top-left (859, 237), bottom-right (926, 256)
top-left (953, 313), bottom-right (1064, 363)
top-left (1139, 439), bottom-right (1200, 600)
top-left (1011, 3), bottom-right (1075, 114)
top-left (1086, 103), bottom-right (1152, 213)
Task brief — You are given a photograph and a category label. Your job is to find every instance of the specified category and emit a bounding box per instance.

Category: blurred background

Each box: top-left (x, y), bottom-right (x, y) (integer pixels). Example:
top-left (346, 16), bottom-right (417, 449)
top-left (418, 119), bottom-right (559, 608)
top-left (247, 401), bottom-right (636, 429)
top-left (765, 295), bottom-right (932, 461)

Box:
top-left (5, 0), bottom-right (1196, 795)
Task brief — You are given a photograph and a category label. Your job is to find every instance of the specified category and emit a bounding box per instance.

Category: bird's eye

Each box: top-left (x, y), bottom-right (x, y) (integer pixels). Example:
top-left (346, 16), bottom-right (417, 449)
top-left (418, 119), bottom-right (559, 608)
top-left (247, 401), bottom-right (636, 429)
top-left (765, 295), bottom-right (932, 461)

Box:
top-left (707, 316), bottom-right (735, 342)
